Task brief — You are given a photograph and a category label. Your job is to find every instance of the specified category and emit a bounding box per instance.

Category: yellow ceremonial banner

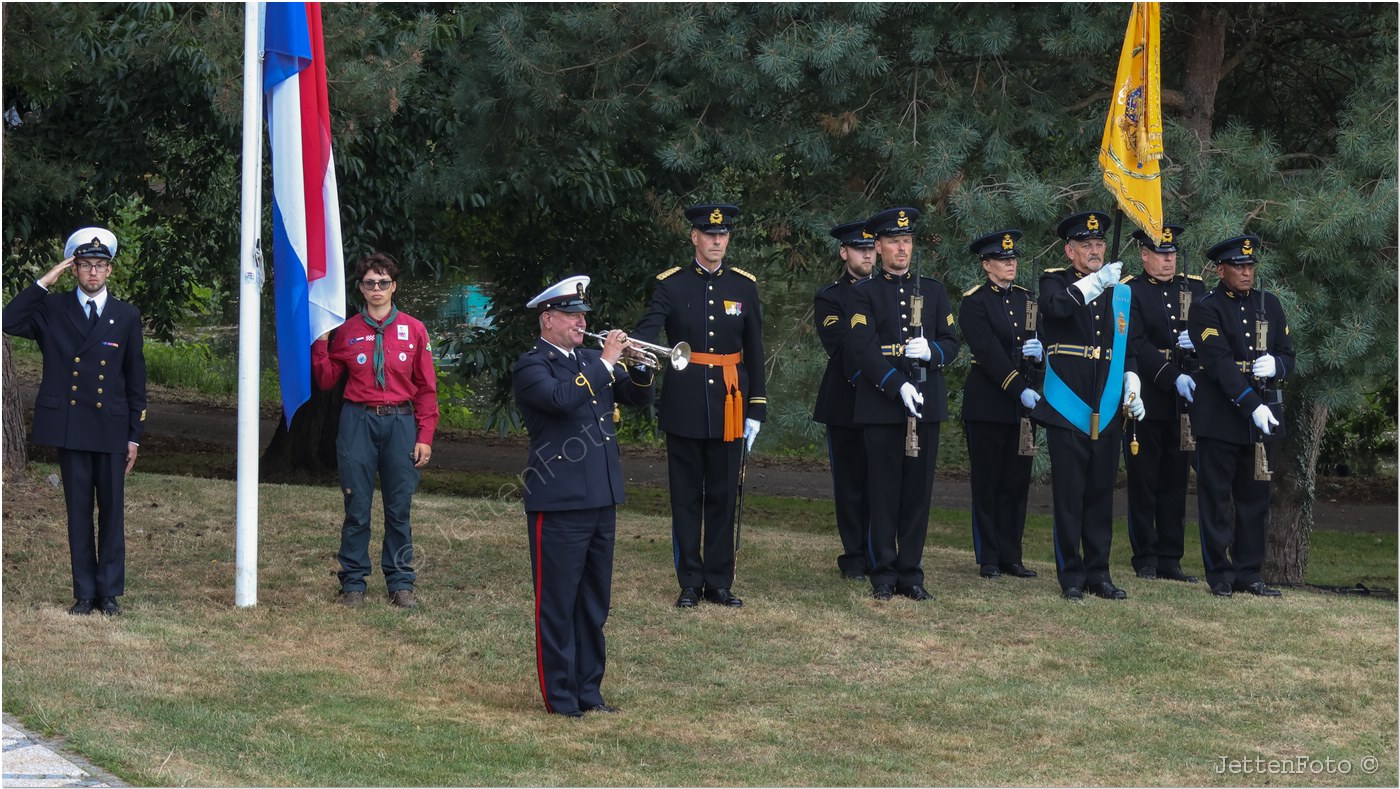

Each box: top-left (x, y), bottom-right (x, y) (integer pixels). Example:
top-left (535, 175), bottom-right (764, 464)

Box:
top-left (1099, 1), bottom-right (1164, 243)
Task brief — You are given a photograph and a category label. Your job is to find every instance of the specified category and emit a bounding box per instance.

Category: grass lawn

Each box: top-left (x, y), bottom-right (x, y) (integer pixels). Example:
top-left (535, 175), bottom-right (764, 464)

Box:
top-left (2, 468), bottom-right (1396, 786)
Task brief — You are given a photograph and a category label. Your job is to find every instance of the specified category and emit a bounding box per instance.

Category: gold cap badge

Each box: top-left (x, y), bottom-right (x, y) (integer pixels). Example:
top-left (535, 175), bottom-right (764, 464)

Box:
top-left (709, 208), bottom-right (724, 225)
top-left (896, 210), bottom-right (910, 228)
top-left (1161, 227), bottom-right (1173, 243)
top-left (1002, 234), bottom-right (1015, 250)
top-left (1241, 238), bottom-right (1254, 255)
top-left (1086, 214), bottom-right (1100, 231)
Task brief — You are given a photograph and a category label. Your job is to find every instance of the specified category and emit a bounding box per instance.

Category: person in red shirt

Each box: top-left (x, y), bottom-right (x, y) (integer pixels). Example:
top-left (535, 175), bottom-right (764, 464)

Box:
top-left (313, 253), bottom-right (438, 609)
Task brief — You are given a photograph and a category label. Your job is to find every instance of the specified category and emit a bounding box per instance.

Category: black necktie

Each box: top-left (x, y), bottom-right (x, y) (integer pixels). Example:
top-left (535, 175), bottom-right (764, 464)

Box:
top-left (86, 300), bottom-right (98, 330)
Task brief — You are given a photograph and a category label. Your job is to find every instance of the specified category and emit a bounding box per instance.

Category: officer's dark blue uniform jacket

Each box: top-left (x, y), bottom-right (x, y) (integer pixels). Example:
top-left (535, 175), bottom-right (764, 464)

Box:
top-left (959, 280), bottom-right (1036, 425)
top-left (844, 269), bottom-right (960, 424)
top-left (1124, 272), bottom-right (1205, 424)
top-left (3, 283), bottom-right (146, 453)
top-left (1188, 285), bottom-right (1294, 445)
top-left (514, 339), bottom-right (655, 511)
top-left (1030, 268), bottom-right (1138, 433)
top-left (812, 272), bottom-right (864, 427)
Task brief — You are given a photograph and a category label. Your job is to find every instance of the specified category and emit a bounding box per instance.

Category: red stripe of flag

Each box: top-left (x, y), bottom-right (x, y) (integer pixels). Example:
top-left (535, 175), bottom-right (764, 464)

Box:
top-left (298, 1), bottom-right (329, 282)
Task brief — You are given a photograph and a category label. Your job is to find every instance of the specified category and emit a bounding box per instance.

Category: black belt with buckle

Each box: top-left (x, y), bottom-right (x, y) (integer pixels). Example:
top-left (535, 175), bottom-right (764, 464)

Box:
top-left (348, 401), bottom-right (414, 416)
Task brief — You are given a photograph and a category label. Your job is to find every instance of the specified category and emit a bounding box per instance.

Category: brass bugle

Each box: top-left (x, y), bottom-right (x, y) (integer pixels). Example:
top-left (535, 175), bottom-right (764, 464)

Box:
top-left (585, 330), bottom-right (692, 370)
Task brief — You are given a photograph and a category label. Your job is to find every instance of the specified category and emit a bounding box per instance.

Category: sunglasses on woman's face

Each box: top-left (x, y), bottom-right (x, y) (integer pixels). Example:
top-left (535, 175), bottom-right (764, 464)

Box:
top-left (361, 278), bottom-right (394, 291)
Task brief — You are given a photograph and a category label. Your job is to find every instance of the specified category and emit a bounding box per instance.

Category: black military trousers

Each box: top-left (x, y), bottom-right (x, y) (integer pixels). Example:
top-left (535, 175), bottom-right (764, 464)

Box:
top-left (1196, 437), bottom-right (1271, 589)
top-left (665, 434), bottom-right (741, 591)
top-left (826, 425), bottom-right (870, 575)
top-left (527, 505), bottom-right (615, 716)
top-left (964, 420), bottom-right (1032, 570)
top-left (1123, 418), bottom-right (1190, 572)
top-left (863, 421), bottom-right (940, 591)
top-left (58, 448), bottom-right (127, 599)
top-left (1046, 422), bottom-right (1121, 590)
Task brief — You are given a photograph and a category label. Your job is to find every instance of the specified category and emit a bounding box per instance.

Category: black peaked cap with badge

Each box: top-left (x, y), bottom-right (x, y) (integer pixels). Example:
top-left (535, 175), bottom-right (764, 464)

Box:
top-left (1132, 224), bottom-right (1184, 254)
top-left (1206, 235), bottom-right (1262, 265)
top-left (970, 229), bottom-right (1023, 260)
top-left (831, 220), bottom-right (876, 249)
top-left (862, 207), bottom-right (921, 237)
top-left (1055, 211), bottom-right (1112, 241)
top-left (685, 204), bottom-right (740, 235)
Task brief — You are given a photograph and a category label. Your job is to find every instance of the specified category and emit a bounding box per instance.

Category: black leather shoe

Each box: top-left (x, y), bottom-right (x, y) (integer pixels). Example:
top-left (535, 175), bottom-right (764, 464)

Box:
top-left (1237, 581), bottom-right (1283, 597)
top-left (872, 584), bottom-right (894, 600)
top-left (979, 565), bottom-right (1001, 578)
top-left (703, 587), bottom-right (743, 607)
top-left (676, 587), bottom-right (700, 608)
top-left (68, 598), bottom-right (95, 615)
top-left (1135, 566), bottom-right (1158, 580)
top-left (1210, 582), bottom-right (1234, 597)
top-left (1062, 586), bottom-right (1084, 601)
top-left (841, 571), bottom-right (868, 581)
top-left (1158, 566), bottom-right (1199, 583)
top-left (1088, 581), bottom-right (1128, 600)
top-left (554, 710), bottom-right (584, 719)
top-left (900, 585), bottom-right (933, 601)
top-left (1003, 563), bottom-right (1038, 578)
top-left (584, 703), bottom-right (621, 714)
top-left (97, 596), bottom-right (122, 616)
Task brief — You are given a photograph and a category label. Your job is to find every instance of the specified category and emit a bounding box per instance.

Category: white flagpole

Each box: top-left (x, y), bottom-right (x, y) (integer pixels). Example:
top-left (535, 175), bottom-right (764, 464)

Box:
top-left (235, 0), bottom-right (265, 608)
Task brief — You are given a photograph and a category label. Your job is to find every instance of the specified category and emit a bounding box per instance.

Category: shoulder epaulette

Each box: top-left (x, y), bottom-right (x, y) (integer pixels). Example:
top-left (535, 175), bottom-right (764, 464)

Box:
top-left (1043, 267), bottom-right (1065, 274)
top-left (656, 266), bottom-right (682, 281)
top-left (963, 283), bottom-right (983, 297)
top-left (1012, 284), bottom-right (1030, 293)
top-left (1199, 290), bottom-right (1216, 301)
top-left (731, 266), bottom-right (757, 282)
top-left (1120, 274), bottom-right (1135, 284)
top-left (852, 277), bottom-right (872, 287)
top-left (818, 280), bottom-right (840, 294)
top-left (1187, 274), bottom-right (1203, 281)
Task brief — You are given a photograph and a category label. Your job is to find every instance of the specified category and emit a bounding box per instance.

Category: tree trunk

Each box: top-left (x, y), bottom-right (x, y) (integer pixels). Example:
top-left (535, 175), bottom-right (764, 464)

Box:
top-left (2, 336), bottom-right (29, 474)
top-left (1181, 6), bottom-right (1227, 146)
top-left (1263, 397), bottom-right (1328, 585)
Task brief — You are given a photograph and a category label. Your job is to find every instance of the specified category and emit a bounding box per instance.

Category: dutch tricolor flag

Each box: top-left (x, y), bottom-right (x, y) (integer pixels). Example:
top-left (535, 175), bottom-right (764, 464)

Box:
top-left (265, 1), bottom-right (346, 424)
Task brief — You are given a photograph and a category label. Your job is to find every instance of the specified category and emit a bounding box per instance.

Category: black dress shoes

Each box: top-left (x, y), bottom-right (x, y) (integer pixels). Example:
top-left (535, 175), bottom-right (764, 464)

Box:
top-left (584, 703), bottom-right (621, 714)
top-left (979, 565), bottom-right (1002, 578)
top-left (68, 598), bottom-right (95, 615)
top-left (1135, 566), bottom-right (1158, 580)
top-left (1003, 563), bottom-right (1038, 578)
top-left (1210, 582), bottom-right (1233, 597)
top-left (97, 596), bottom-right (123, 615)
top-left (1158, 566), bottom-right (1199, 583)
top-left (676, 587), bottom-right (700, 608)
top-left (703, 587), bottom-right (743, 607)
top-left (1088, 581), bottom-right (1127, 600)
top-left (900, 585), bottom-right (933, 601)
top-left (871, 584), bottom-right (894, 600)
top-left (1237, 581), bottom-right (1283, 597)
top-left (1062, 586), bottom-right (1084, 601)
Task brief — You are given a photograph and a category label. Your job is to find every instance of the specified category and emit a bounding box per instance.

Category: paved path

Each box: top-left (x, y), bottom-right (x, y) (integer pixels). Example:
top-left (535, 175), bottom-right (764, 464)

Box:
top-left (2, 716), bottom-right (122, 787)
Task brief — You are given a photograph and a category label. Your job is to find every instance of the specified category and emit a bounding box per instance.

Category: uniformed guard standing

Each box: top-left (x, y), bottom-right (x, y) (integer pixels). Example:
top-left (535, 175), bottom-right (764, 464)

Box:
top-left (1188, 235), bottom-right (1294, 598)
top-left (959, 229), bottom-right (1044, 580)
top-left (812, 220), bottom-right (876, 580)
top-left (844, 207), bottom-right (960, 601)
top-left (634, 204), bottom-right (766, 609)
top-left (1122, 224), bottom-right (1204, 583)
top-left (3, 227), bottom-right (147, 616)
top-left (1029, 211), bottom-right (1144, 601)
top-left (514, 276), bottom-right (655, 718)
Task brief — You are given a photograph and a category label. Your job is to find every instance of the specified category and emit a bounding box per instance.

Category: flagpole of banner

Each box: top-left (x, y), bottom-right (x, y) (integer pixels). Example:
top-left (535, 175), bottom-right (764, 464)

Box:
top-left (235, 0), bottom-right (266, 608)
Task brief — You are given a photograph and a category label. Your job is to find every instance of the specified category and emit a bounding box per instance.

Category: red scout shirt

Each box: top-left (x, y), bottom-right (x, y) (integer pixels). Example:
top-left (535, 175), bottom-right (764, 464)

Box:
top-left (312, 311), bottom-right (439, 445)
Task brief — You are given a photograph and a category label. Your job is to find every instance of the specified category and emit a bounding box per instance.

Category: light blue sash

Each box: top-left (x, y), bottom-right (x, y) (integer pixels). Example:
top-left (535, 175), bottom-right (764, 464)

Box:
top-left (1043, 283), bottom-right (1132, 436)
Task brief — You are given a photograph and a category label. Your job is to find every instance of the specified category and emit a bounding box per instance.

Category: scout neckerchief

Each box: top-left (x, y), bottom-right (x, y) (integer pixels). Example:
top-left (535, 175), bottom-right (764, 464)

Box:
top-left (362, 306), bottom-right (400, 389)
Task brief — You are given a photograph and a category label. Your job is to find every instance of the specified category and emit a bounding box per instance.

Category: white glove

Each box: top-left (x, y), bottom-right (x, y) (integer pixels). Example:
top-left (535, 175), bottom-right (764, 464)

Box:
top-left (1175, 373), bottom-right (1196, 403)
top-left (899, 382), bottom-right (924, 418)
top-left (1123, 371), bottom-right (1145, 420)
top-left (1177, 329), bottom-right (1194, 351)
top-left (743, 418), bottom-right (761, 452)
top-left (904, 336), bottom-right (931, 362)
top-left (1020, 388), bottom-right (1040, 409)
top-left (1252, 404), bottom-right (1279, 435)
top-left (1072, 261), bottom-right (1120, 303)
top-left (1252, 354), bottom-right (1276, 379)
top-left (1021, 338), bottom-right (1043, 362)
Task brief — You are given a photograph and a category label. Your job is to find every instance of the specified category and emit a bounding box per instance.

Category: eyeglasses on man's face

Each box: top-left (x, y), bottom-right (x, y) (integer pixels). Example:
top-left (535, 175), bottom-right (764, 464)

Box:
top-left (75, 261), bottom-right (111, 273)
top-left (360, 278), bottom-right (394, 291)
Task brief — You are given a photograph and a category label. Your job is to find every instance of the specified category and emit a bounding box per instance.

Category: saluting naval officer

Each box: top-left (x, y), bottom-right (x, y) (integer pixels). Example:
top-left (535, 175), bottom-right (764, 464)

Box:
top-left (812, 220), bottom-right (877, 580)
top-left (1030, 211), bottom-right (1145, 601)
top-left (844, 207), bottom-right (960, 601)
top-left (958, 229), bottom-right (1043, 580)
top-left (1121, 224), bottom-right (1204, 583)
top-left (1188, 235), bottom-right (1294, 598)
top-left (514, 276), bottom-right (656, 717)
top-left (3, 227), bottom-right (147, 616)
top-left (633, 204), bottom-right (766, 609)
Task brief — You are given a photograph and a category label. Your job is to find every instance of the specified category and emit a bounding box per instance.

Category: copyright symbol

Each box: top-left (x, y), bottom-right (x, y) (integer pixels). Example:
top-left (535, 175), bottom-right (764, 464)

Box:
top-left (1360, 756), bottom-right (1378, 774)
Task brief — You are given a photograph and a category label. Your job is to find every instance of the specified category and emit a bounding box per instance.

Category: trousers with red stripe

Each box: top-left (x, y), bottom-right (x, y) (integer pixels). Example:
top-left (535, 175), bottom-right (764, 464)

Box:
top-left (527, 506), bottom-right (615, 716)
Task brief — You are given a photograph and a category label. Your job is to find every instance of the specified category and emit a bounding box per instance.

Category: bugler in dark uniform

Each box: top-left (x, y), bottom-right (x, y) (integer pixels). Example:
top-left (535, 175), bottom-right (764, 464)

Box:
top-left (812, 220), bottom-right (876, 580)
top-left (844, 207), bottom-right (961, 601)
top-left (3, 227), bottom-right (147, 616)
top-left (959, 229), bottom-right (1042, 580)
top-left (514, 276), bottom-right (655, 718)
top-left (1030, 211), bottom-right (1143, 601)
top-left (633, 204), bottom-right (766, 609)
top-left (1188, 235), bottom-right (1294, 598)
top-left (1121, 224), bottom-right (1204, 583)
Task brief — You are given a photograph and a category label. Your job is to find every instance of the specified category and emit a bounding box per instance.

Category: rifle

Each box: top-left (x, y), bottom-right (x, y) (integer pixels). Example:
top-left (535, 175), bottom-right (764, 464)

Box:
top-left (1251, 288), bottom-right (1279, 481)
top-left (1018, 293), bottom-right (1041, 456)
top-left (905, 252), bottom-right (925, 457)
top-left (1175, 284), bottom-right (1198, 451)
